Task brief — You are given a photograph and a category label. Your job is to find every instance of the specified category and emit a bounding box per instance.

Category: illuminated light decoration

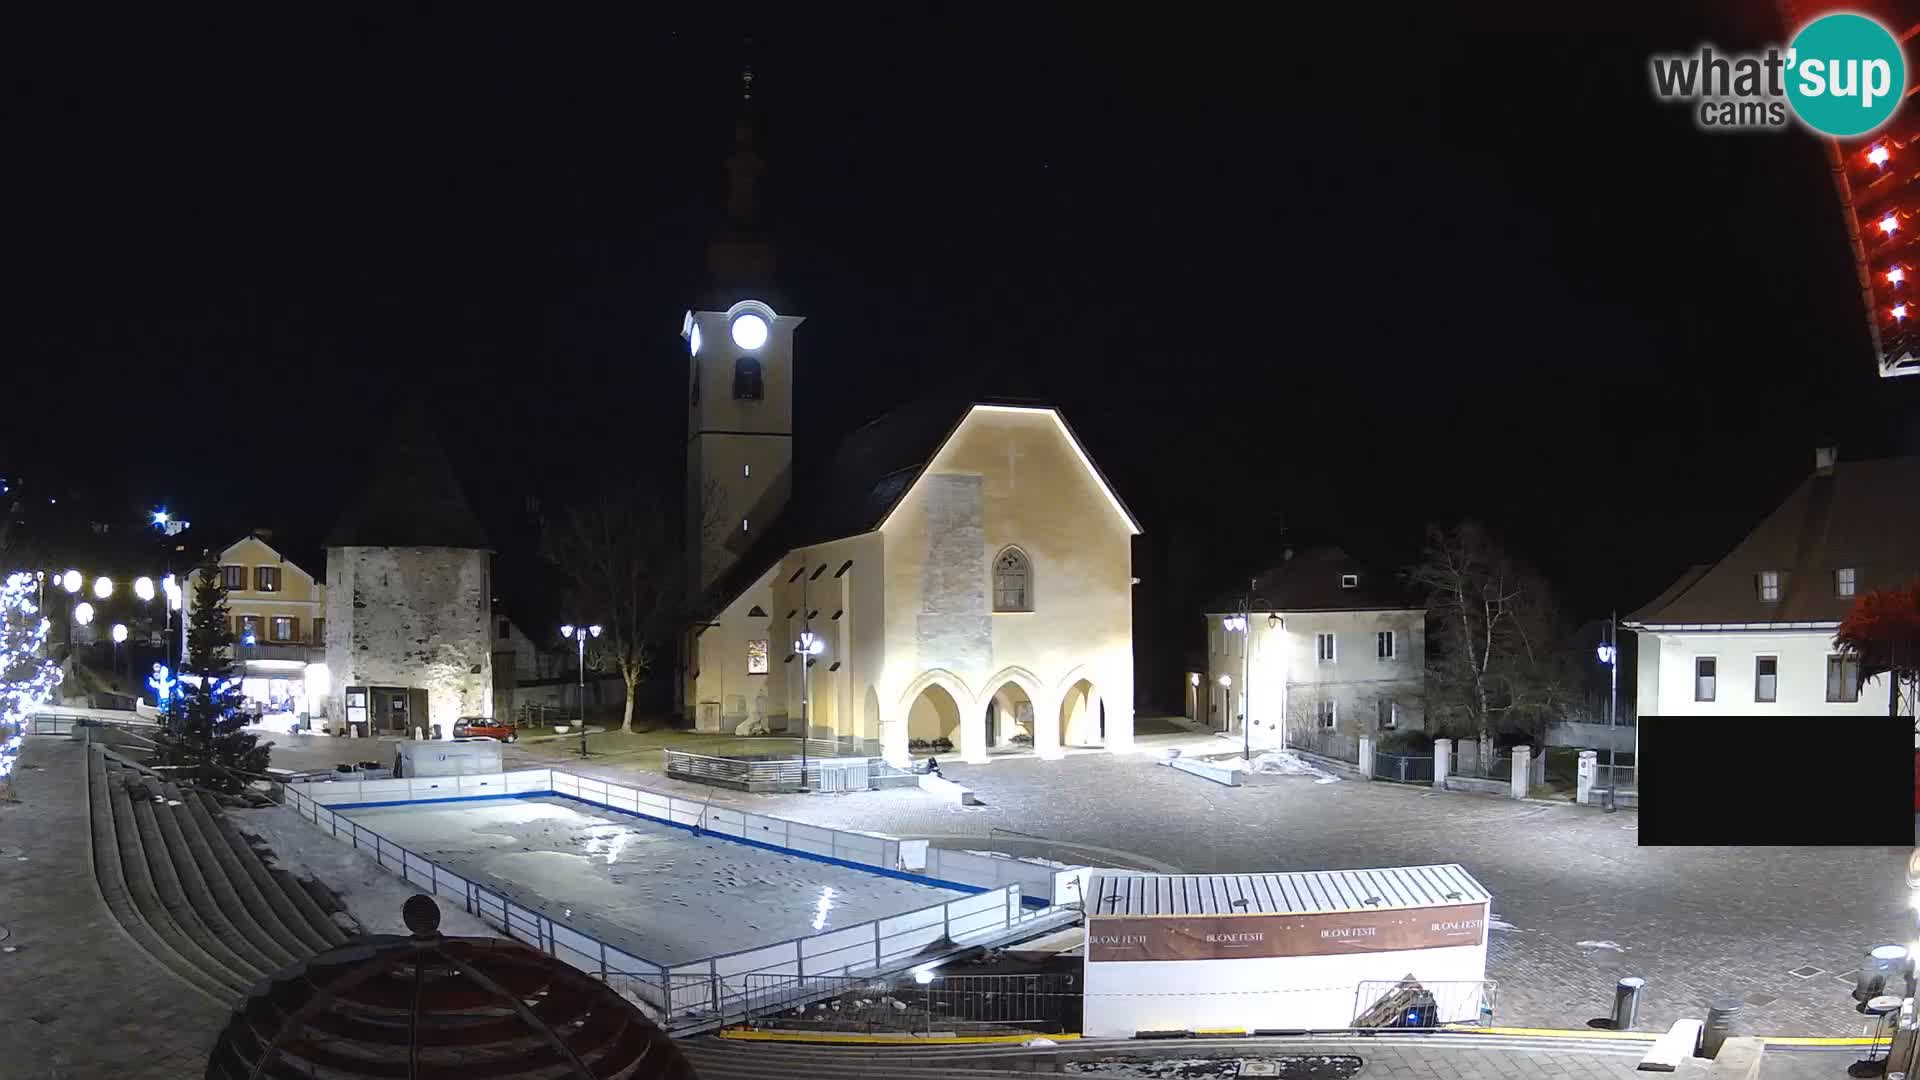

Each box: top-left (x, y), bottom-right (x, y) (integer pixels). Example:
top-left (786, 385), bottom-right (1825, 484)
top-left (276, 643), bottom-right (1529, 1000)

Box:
top-left (111, 623), bottom-right (128, 644)
top-left (1596, 644), bottom-right (1617, 665)
top-left (151, 510), bottom-right (169, 527)
top-left (1882, 214), bottom-right (1901, 235)
top-left (1218, 674), bottom-right (1232, 687)
top-left (73, 602), bottom-right (94, 626)
top-left (689, 322), bottom-right (702, 356)
top-left (92, 576), bottom-right (113, 600)
top-left (1891, 267), bottom-right (1906, 285)
top-left (1, 571), bottom-right (65, 784)
top-left (242, 630), bottom-right (256, 646)
top-left (60, 570), bottom-right (81, 594)
top-left (1190, 673), bottom-right (1200, 687)
top-left (147, 664), bottom-right (175, 705)
top-left (729, 311), bottom-right (770, 350)
top-left (1222, 615), bottom-right (1247, 632)
top-left (134, 576), bottom-right (155, 602)
top-left (1896, 304), bottom-right (1910, 321)
top-left (1870, 144), bottom-right (1891, 166)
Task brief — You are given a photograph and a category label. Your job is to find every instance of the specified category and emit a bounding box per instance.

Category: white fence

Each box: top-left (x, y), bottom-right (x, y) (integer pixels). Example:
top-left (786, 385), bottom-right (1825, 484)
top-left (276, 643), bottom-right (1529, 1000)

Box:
top-left (276, 765), bottom-right (1082, 1032)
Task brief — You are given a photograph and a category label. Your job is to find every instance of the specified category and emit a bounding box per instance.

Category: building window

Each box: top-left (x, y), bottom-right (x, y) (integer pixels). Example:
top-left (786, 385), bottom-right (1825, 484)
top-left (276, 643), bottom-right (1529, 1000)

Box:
top-left (1827, 654), bottom-right (1861, 702)
top-left (270, 616), bottom-right (296, 642)
top-left (1315, 699), bottom-right (1337, 729)
top-left (993, 547), bottom-right (1032, 612)
top-left (1694, 657), bottom-right (1717, 702)
top-left (1341, 574), bottom-right (1358, 589)
top-left (497, 619), bottom-right (510, 640)
top-left (1757, 570), bottom-right (1780, 603)
top-left (221, 565), bottom-right (246, 591)
top-left (1836, 568), bottom-right (1857, 598)
top-left (743, 464), bottom-right (751, 477)
top-left (1755, 656), bottom-right (1778, 703)
top-left (732, 355), bottom-right (764, 400)
top-left (254, 566), bottom-right (281, 592)
top-left (238, 615), bottom-right (262, 644)
top-left (747, 640), bottom-right (769, 675)
top-left (1376, 631), bottom-right (1395, 660)
top-left (313, 618), bottom-right (325, 644)
top-left (1376, 698), bottom-right (1398, 730)
top-left (1316, 633), bottom-right (1336, 663)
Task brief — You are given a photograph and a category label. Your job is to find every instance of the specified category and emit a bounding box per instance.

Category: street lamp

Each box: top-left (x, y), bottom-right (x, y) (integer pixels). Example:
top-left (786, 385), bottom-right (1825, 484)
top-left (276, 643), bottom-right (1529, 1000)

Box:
top-left (111, 623), bottom-right (128, 688)
top-left (1595, 613), bottom-right (1620, 814)
top-left (92, 576), bottom-right (113, 600)
top-left (133, 577), bottom-right (154, 602)
top-left (795, 627), bottom-right (826, 791)
top-left (1224, 578), bottom-right (1271, 763)
top-left (560, 624), bottom-right (601, 758)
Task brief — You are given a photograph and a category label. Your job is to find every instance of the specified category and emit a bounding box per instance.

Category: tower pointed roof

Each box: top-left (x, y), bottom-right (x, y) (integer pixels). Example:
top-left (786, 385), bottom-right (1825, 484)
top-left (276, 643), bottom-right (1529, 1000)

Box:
top-left (703, 41), bottom-right (780, 308)
top-left (325, 404), bottom-right (492, 550)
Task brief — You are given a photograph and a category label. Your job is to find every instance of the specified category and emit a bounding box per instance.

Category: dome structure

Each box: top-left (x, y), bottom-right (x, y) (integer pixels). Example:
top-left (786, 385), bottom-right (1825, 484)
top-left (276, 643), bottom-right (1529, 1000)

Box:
top-left (206, 896), bottom-right (696, 1079)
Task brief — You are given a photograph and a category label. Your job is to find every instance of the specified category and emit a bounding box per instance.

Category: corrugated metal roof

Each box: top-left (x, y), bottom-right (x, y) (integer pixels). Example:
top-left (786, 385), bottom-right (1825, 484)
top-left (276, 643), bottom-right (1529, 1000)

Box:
top-left (1086, 865), bottom-right (1490, 918)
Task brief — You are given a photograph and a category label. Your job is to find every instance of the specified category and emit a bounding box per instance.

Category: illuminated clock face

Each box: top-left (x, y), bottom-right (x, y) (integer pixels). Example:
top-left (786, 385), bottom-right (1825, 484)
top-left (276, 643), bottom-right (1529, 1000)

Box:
top-left (730, 312), bottom-right (769, 351)
top-left (689, 322), bottom-right (702, 356)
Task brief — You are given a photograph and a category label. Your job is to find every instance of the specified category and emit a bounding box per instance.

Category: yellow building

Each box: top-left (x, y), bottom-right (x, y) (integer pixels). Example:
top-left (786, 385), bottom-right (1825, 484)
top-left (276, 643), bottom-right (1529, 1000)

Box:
top-left (189, 531), bottom-right (329, 716)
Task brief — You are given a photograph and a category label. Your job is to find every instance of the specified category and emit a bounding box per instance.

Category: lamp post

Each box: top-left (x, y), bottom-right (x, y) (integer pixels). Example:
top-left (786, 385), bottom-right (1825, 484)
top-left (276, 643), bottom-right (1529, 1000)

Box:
top-left (794, 628), bottom-right (826, 791)
top-left (1596, 613), bottom-right (1620, 814)
top-left (560, 624), bottom-right (601, 759)
top-left (1222, 578), bottom-right (1271, 763)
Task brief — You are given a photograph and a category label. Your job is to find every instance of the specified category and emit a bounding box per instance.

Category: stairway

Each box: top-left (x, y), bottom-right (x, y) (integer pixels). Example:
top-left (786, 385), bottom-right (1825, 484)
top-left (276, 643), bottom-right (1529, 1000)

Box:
top-left (84, 743), bottom-right (353, 1006)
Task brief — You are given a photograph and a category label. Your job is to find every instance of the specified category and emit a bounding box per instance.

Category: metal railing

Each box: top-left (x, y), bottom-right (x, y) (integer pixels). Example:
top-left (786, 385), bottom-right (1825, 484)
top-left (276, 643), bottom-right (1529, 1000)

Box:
top-left (1289, 729), bottom-right (1359, 763)
top-left (1451, 750), bottom-right (1511, 780)
top-left (1594, 763), bottom-right (1637, 792)
top-left (1371, 751), bottom-right (1435, 785)
top-left (272, 766), bottom-right (1080, 1033)
top-left (738, 971), bottom-right (1079, 1036)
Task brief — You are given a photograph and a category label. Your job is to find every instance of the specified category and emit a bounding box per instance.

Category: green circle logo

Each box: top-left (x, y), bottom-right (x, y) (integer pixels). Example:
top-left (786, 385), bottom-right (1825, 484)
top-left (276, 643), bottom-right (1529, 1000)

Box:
top-left (1787, 13), bottom-right (1906, 137)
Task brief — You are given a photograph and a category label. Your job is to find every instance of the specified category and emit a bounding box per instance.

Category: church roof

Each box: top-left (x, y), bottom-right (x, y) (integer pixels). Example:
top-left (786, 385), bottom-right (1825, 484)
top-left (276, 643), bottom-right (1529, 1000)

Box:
top-left (325, 405), bottom-right (492, 550)
top-left (702, 382), bottom-right (1137, 614)
top-left (1626, 453), bottom-right (1920, 627)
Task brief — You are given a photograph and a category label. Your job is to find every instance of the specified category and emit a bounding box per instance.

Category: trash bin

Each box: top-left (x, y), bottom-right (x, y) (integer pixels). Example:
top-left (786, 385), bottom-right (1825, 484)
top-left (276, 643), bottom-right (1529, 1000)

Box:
top-left (1612, 977), bottom-right (1646, 1030)
top-left (1702, 997), bottom-right (1741, 1058)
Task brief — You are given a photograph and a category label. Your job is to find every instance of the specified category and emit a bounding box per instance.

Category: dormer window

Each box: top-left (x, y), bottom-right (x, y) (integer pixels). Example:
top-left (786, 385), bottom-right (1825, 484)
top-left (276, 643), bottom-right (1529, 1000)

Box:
top-left (1341, 574), bottom-right (1358, 589)
top-left (732, 355), bottom-right (764, 400)
top-left (1757, 570), bottom-right (1781, 603)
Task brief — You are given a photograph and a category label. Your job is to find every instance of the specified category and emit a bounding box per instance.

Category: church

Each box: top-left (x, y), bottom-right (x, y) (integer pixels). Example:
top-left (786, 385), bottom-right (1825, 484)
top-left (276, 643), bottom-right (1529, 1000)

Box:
top-left (681, 73), bottom-right (1140, 768)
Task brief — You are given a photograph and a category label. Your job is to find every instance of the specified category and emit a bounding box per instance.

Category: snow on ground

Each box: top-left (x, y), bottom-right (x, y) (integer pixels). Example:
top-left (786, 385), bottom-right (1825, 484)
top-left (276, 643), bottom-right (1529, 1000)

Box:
top-left (229, 804), bottom-right (493, 938)
top-left (1210, 751), bottom-right (1341, 782)
top-left (338, 796), bottom-right (967, 966)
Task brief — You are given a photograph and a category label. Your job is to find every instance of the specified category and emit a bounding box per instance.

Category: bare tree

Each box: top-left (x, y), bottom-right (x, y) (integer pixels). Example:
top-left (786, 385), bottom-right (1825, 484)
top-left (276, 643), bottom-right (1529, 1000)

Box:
top-left (1409, 521), bottom-right (1573, 752)
top-left (542, 481), bottom-right (726, 733)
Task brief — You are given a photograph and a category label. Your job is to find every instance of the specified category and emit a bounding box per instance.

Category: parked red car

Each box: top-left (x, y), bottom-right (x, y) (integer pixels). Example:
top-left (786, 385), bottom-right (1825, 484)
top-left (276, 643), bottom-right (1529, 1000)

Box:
top-left (453, 717), bottom-right (517, 743)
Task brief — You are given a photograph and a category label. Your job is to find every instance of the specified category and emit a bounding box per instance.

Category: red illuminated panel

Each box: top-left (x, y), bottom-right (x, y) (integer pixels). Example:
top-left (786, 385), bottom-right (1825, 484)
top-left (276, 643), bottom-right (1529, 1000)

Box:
top-left (1779, 1), bottom-right (1920, 376)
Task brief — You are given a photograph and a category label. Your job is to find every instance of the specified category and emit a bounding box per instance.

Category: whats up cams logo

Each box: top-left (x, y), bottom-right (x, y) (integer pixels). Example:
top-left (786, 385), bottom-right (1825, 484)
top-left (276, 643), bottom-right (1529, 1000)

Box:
top-left (1651, 12), bottom-right (1906, 136)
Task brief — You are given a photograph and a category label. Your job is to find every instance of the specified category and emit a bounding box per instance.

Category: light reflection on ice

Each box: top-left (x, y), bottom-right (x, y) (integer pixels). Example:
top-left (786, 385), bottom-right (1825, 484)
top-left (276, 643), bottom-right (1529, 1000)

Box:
top-left (581, 825), bottom-right (634, 866)
top-left (811, 886), bottom-right (838, 930)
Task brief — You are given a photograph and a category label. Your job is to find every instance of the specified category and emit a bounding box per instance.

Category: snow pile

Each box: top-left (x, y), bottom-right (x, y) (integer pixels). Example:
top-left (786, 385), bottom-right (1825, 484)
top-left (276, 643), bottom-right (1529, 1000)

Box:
top-left (229, 804), bottom-right (494, 938)
top-left (1211, 751), bottom-right (1340, 782)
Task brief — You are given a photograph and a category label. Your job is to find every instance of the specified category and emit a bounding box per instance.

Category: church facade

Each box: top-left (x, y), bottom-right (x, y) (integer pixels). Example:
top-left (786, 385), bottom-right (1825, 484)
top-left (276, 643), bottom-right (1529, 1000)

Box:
top-left (679, 69), bottom-right (1138, 766)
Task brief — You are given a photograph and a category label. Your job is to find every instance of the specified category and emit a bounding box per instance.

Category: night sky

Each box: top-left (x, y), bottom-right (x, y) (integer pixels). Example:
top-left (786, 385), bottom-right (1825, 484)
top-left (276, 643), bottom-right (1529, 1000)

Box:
top-left (6, 7), bottom-right (1919, 704)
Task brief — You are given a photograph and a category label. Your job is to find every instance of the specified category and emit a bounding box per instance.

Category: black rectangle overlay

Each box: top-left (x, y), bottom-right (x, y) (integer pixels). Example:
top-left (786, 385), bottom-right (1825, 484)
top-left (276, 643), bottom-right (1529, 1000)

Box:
top-left (1635, 716), bottom-right (1913, 846)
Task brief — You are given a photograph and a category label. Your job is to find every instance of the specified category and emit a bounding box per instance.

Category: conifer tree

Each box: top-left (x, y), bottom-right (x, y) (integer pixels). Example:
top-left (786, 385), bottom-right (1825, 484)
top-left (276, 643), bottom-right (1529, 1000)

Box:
top-left (154, 556), bottom-right (268, 791)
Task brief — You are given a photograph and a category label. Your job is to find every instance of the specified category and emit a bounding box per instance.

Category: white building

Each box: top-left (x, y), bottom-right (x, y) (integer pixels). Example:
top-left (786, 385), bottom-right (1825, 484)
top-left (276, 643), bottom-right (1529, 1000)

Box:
top-left (1625, 449), bottom-right (1917, 718)
top-left (679, 82), bottom-right (1140, 766)
top-left (1201, 548), bottom-right (1426, 749)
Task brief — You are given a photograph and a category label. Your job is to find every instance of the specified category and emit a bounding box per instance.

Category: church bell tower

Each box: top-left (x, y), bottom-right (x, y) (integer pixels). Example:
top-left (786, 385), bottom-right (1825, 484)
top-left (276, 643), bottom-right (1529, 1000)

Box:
top-left (686, 54), bottom-right (800, 597)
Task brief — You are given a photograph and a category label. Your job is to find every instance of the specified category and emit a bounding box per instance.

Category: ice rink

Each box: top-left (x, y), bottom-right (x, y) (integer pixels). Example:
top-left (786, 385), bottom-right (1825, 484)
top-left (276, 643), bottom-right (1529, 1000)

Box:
top-left (339, 796), bottom-right (965, 966)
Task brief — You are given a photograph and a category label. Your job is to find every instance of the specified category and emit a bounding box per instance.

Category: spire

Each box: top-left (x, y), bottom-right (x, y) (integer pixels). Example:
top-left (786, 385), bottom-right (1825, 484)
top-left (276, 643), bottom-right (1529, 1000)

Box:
top-left (707, 38), bottom-right (776, 291)
top-left (325, 402), bottom-right (491, 550)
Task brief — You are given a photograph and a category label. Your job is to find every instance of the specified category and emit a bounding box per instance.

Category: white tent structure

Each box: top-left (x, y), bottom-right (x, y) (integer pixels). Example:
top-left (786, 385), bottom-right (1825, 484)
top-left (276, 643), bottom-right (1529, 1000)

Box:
top-left (1082, 864), bottom-right (1492, 1037)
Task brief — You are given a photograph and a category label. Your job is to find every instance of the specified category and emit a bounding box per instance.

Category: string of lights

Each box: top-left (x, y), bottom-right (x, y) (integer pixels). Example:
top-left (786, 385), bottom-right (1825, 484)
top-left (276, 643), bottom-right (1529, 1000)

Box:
top-left (0, 571), bottom-right (65, 784)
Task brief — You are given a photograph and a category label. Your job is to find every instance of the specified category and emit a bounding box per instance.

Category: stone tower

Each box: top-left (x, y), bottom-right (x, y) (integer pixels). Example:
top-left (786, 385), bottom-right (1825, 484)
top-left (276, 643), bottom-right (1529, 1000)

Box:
top-left (685, 56), bottom-right (803, 597)
top-left (324, 408), bottom-right (493, 739)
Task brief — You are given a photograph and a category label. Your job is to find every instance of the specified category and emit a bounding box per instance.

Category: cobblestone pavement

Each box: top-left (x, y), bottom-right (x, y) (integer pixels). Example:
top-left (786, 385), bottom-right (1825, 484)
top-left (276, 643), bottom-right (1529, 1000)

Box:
top-left (505, 737), bottom-right (1913, 1039)
top-left (0, 737), bottom-right (229, 1079)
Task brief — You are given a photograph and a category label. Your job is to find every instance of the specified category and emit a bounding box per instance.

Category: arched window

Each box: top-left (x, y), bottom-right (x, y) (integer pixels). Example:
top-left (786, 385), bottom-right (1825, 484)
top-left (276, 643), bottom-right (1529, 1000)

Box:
top-left (732, 355), bottom-right (764, 400)
top-left (993, 547), bottom-right (1032, 612)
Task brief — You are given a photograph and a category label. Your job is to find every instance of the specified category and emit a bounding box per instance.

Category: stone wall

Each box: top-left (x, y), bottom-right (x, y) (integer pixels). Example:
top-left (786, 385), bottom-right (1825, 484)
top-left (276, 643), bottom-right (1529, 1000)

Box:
top-left (325, 546), bottom-right (493, 735)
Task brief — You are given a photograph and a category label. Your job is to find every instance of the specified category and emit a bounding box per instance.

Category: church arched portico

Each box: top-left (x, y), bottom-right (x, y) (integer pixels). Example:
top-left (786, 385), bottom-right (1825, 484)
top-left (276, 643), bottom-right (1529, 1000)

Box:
top-left (980, 665), bottom-right (1057, 758)
top-left (893, 669), bottom-right (976, 765)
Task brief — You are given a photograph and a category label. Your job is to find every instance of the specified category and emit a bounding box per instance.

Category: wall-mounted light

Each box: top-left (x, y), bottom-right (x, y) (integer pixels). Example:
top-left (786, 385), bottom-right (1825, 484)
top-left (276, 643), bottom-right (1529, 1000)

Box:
top-left (1881, 213), bottom-right (1900, 235)
top-left (1870, 144), bottom-right (1891, 166)
top-left (1218, 674), bottom-right (1231, 688)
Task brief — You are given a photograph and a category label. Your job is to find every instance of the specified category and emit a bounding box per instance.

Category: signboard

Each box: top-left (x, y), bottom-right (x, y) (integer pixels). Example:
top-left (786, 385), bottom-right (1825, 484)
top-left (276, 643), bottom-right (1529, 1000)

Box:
top-left (747, 639), bottom-right (769, 675)
top-left (1087, 903), bottom-right (1488, 963)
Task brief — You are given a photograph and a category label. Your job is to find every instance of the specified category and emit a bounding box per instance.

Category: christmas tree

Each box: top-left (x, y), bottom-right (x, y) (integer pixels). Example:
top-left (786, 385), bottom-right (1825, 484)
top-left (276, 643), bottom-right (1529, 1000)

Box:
top-left (153, 556), bottom-right (268, 791)
top-left (0, 571), bottom-right (63, 801)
